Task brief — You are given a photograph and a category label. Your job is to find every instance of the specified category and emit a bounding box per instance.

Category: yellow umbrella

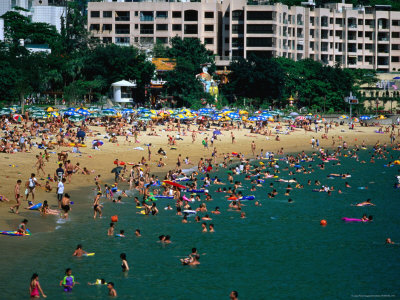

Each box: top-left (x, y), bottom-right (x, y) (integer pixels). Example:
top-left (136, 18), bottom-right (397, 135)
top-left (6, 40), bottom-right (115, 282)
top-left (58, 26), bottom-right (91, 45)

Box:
top-left (47, 107), bottom-right (54, 112)
top-left (239, 110), bottom-right (248, 115)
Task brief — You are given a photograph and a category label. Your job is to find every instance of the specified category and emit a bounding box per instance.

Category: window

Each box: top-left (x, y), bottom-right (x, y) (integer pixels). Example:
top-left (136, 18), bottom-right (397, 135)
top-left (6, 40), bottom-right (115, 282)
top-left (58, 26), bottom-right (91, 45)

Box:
top-left (224, 37), bottom-right (229, 43)
top-left (246, 37), bottom-right (273, 47)
top-left (204, 38), bottom-right (214, 45)
top-left (89, 24), bottom-right (100, 31)
top-left (140, 12), bottom-right (153, 22)
top-left (184, 10), bottom-right (198, 22)
top-left (103, 37), bottom-right (112, 43)
top-left (134, 37), bottom-right (138, 43)
top-left (205, 12), bottom-right (214, 18)
top-left (392, 56), bottom-right (400, 62)
top-left (135, 11), bottom-right (138, 17)
top-left (246, 24), bottom-right (273, 34)
top-left (358, 19), bottom-right (363, 25)
top-left (156, 37), bottom-right (168, 44)
top-left (393, 32), bottom-right (400, 38)
top-left (140, 37), bottom-right (154, 44)
top-left (115, 11), bottom-right (130, 21)
top-left (103, 11), bottom-right (112, 18)
top-left (232, 24), bottom-right (244, 34)
top-left (392, 44), bottom-right (400, 50)
top-left (393, 20), bottom-right (400, 26)
top-left (156, 11), bottom-right (168, 18)
top-left (135, 24), bottom-right (138, 29)
top-left (140, 24), bottom-right (154, 34)
top-left (358, 31), bottom-right (363, 37)
top-left (102, 24), bottom-right (112, 31)
top-left (247, 11), bottom-right (273, 21)
top-left (116, 24), bottom-right (130, 34)
top-left (232, 10), bottom-right (244, 21)
top-left (184, 24), bottom-right (198, 34)
top-left (358, 56), bottom-right (363, 62)
top-left (225, 24), bottom-right (229, 30)
top-left (91, 11), bottom-right (100, 18)
top-left (204, 25), bottom-right (214, 32)
top-left (172, 11), bottom-right (181, 18)
top-left (156, 24), bottom-right (168, 31)
top-left (172, 24), bottom-right (182, 31)
top-left (358, 44), bottom-right (363, 50)
top-left (115, 37), bottom-right (130, 44)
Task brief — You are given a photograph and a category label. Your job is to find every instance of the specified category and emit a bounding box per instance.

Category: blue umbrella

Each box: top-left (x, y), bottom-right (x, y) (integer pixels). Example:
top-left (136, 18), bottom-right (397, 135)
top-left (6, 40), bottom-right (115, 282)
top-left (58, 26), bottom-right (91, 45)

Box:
top-left (77, 109), bottom-right (91, 116)
top-left (393, 77), bottom-right (400, 80)
top-left (359, 116), bottom-right (371, 120)
top-left (64, 111), bottom-right (79, 116)
top-left (247, 116), bottom-right (258, 122)
top-left (227, 113), bottom-right (240, 119)
top-left (123, 109), bottom-right (134, 113)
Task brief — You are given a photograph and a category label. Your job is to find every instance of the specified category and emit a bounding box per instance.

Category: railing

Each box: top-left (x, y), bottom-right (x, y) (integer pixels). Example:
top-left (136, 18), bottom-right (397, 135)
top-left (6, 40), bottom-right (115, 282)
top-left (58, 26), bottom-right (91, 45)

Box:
top-left (348, 24), bottom-right (357, 28)
top-left (115, 16), bottom-right (130, 22)
top-left (378, 37), bottom-right (390, 41)
top-left (140, 16), bottom-right (154, 22)
top-left (115, 42), bottom-right (130, 47)
top-left (297, 21), bottom-right (304, 26)
top-left (116, 30), bottom-right (130, 34)
top-left (140, 29), bottom-right (154, 34)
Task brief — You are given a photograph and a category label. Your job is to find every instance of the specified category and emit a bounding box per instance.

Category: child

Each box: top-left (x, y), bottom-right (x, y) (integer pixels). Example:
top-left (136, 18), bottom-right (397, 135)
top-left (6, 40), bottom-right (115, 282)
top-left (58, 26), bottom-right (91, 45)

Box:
top-left (107, 223), bottom-right (115, 236)
top-left (60, 268), bottom-right (78, 292)
top-left (107, 282), bottom-right (117, 297)
top-left (30, 273), bottom-right (46, 298)
top-left (44, 181), bottom-right (52, 192)
top-left (10, 180), bottom-right (22, 214)
top-left (17, 219), bottom-right (28, 234)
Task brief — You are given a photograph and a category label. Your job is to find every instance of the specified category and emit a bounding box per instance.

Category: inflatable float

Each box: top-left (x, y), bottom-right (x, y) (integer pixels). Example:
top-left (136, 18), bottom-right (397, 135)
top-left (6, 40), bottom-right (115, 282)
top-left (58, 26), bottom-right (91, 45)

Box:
top-left (154, 195), bottom-right (174, 199)
top-left (239, 196), bottom-right (255, 201)
top-left (0, 229), bottom-right (31, 236)
top-left (29, 203), bottom-right (43, 210)
top-left (186, 189), bottom-right (207, 193)
top-left (183, 210), bottom-right (196, 215)
top-left (341, 217), bottom-right (369, 222)
top-left (83, 253), bottom-right (95, 257)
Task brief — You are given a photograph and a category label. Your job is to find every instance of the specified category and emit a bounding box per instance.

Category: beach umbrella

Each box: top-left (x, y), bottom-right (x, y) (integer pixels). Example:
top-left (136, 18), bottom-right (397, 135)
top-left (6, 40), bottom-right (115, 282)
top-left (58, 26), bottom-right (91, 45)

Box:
top-left (46, 107), bottom-right (54, 112)
top-left (227, 112), bottom-right (240, 119)
top-left (88, 112), bottom-right (101, 118)
top-left (13, 114), bottom-right (23, 122)
top-left (175, 114), bottom-right (187, 120)
top-left (393, 76), bottom-right (400, 80)
top-left (47, 112), bottom-right (59, 118)
top-left (247, 116), bottom-right (258, 122)
top-left (111, 166), bottom-right (123, 173)
top-left (352, 117), bottom-right (359, 122)
top-left (377, 115), bottom-right (386, 120)
top-left (289, 112), bottom-right (299, 116)
top-left (101, 110), bottom-right (116, 117)
top-left (296, 116), bottom-right (306, 120)
top-left (123, 108), bottom-right (134, 114)
top-left (77, 108), bottom-right (91, 116)
top-left (69, 115), bottom-right (84, 122)
top-left (64, 111), bottom-right (78, 116)
top-left (339, 115), bottom-right (349, 119)
top-left (359, 116), bottom-right (371, 120)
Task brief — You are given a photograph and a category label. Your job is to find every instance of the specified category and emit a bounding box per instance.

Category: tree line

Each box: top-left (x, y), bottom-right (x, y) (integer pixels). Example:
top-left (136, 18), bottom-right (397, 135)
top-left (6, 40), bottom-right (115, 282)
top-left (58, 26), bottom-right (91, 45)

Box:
top-left (1, 6), bottom-right (378, 112)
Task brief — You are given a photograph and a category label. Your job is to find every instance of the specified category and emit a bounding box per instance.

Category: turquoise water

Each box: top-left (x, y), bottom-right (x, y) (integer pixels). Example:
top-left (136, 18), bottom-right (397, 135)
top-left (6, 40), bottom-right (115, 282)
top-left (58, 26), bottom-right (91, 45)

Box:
top-left (1, 149), bottom-right (400, 299)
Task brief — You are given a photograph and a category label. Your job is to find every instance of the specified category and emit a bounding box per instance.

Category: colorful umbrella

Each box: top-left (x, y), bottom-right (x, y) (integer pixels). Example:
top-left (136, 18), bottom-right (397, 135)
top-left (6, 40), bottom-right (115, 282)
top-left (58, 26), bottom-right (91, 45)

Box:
top-left (13, 114), bottom-right (23, 122)
top-left (296, 116), bottom-right (306, 120)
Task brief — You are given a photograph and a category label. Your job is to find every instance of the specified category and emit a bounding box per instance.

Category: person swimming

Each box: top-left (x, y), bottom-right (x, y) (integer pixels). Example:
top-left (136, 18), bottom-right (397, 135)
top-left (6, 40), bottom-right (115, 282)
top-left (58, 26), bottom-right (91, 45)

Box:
top-left (60, 268), bottom-right (77, 292)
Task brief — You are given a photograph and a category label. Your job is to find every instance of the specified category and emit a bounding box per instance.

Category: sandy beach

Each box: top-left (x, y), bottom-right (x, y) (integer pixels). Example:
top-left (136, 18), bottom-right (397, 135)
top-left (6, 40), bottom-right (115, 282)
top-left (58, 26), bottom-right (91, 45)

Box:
top-left (0, 120), bottom-right (394, 230)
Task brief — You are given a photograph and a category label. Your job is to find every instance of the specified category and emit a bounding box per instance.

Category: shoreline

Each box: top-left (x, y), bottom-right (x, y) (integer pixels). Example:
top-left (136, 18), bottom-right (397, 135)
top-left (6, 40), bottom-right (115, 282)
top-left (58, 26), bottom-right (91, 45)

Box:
top-left (0, 122), bottom-right (396, 232)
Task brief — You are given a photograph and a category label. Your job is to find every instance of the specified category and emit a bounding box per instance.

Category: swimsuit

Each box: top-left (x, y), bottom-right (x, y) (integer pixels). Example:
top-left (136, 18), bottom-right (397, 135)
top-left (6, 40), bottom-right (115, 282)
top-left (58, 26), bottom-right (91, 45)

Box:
top-left (62, 275), bottom-right (74, 292)
top-left (30, 282), bottom-right (39, 297)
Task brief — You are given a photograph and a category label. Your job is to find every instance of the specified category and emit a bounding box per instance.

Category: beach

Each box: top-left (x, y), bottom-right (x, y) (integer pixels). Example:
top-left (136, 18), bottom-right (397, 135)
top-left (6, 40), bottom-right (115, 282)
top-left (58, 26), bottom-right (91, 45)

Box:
top-left (0, 121), bottom-right (395, 230)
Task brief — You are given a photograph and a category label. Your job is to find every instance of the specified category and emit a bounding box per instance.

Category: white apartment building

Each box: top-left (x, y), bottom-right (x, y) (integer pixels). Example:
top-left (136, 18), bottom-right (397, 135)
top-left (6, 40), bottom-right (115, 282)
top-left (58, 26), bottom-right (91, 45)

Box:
top-left (87, 0), bottom-right (219, 54)
top-left (0, 0), bottom-right (66, 32)
top-left (87, 0), bottom-right (400, 72)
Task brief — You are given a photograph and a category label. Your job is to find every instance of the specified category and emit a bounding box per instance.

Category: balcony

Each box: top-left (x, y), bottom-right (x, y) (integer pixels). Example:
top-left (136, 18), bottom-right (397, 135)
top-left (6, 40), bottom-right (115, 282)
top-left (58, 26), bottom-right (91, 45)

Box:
top-left (140, 12), bottom-right (154, 22)
top-left (348, 24), bottom-right (357, 29)
top-left (115, 12), bottom-right (130, 22)
top-left (140, 29), bottom-right (154, 34)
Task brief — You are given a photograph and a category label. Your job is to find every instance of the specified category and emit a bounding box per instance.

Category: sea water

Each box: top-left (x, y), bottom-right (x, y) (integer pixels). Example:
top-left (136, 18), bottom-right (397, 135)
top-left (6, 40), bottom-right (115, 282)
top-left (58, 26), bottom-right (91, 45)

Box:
top-left (0, 149), bottom-right (400, 299)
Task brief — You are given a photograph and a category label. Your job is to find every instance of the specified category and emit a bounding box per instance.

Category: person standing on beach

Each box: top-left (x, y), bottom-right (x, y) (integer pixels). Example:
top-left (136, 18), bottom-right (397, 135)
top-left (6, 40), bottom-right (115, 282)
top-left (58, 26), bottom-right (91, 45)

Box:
top-left (147, 143), bottom-right (152, 161)
top-left (231, 132), bottom-right (235, 144)
top-left (65, 160), bottom-right (74, 183)
top-left (251, 141), bottom-right (256, 156)
top-left (55, 163), bottom-right (64, 182)
top-left (30, 273), bottom-right (46, 298)
top-left (10, 179), bottom-right (22, 214)
top-left (35, 155), bottom-right (45, 177)
top-left (192, 131), bottom-right (196, 143)
top-left (26, 173), bottom-right (40, 202)
top-left (57, 178), bottom-right (66, 209)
